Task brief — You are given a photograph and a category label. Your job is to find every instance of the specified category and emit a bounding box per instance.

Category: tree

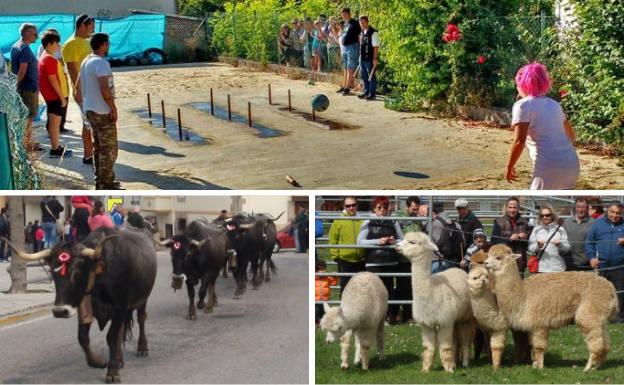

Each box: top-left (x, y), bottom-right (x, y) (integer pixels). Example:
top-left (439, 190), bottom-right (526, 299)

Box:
top-left (179, 0), bottom-right (227, 16)
top-left (7, 196), bottom-right (27, 294)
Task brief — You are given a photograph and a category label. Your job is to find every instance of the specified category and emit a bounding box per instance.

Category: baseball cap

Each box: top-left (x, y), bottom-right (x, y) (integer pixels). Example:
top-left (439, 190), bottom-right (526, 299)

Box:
top-left (454, 198), bottom-right (469, 208)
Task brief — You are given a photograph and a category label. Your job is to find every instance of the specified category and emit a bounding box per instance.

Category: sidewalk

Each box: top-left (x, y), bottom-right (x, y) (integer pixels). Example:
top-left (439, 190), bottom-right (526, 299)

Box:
top-left (0, 261), bottom-right (55, 318)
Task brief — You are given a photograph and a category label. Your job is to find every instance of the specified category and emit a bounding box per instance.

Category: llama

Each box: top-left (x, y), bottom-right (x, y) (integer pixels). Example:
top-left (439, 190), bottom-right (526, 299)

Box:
top-left (467, 264), bottom-right (509, 369)
top-left (396, 232), bottom-right (474, 373)
top-left (485, 244), bottom-right (620, 371)
top-left (320, 272), bottom-right (388, 370)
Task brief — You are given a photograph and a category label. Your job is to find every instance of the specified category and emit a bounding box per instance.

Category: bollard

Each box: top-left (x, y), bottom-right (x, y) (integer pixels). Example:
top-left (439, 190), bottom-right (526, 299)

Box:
top-left (248, 102), bottom-right (252, 127)
top-left (161, 100), bottom-right (166, 129)
top-left (312, 107), bottom-right (316, 122)
top-left (288, 89), bottom-right (292, 111)
top-left (227, 94), bottom-right (232, 121)
top-left (177, 108), bottom-right (183, 141)
top-left (210, 88), bottom-right (214, 116)
top-left (147, 93), bottom-right (152, 118)
top-left (268, 84), bottom-right (272, 105)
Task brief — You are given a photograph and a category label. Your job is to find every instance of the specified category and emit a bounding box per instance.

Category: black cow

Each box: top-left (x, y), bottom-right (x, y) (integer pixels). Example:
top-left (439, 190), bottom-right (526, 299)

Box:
top-left (223, 212), bottom-right (283, 296)
top-left (4, 227), bottom-right (157, 384)
top-left (253, 213), bottom-right (282, 283)
top-left (160, 219), bottom-right (229, 319)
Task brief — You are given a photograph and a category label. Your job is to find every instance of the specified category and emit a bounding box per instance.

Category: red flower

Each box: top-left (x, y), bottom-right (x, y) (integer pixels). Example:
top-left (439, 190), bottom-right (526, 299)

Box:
top-left (442, 23), bottom-right (462, 43)
top-left (559, 89), bottom-right (569, 98)
top-left (477, 55), bottom-right (487, 64)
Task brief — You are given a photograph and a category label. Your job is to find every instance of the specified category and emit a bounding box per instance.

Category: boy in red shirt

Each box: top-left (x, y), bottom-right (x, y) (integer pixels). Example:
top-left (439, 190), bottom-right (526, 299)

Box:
top-left (38, 30), bottom-right (72, 158)
top-left (315, 259), bottom-right (337, 325)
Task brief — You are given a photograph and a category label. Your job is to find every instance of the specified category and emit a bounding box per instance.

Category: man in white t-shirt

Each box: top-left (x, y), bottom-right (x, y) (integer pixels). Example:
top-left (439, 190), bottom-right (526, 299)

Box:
top-left (358, 16), bottom-right (380, 101)
top-left (75, 33), bottom-right (121, 190)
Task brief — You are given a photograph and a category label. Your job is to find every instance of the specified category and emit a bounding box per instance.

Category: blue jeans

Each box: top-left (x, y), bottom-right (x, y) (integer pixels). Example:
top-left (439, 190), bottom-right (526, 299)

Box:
top-left (342, 44), bottom-right (359, 70)
top-left (431, 260), bottom-right (452, 274)
top-left (41, 221), bottom-right (58, 248)
top-left (294, 228), bottom-right (302, 252)
top-left (359, 60), bottom-right (376, 97)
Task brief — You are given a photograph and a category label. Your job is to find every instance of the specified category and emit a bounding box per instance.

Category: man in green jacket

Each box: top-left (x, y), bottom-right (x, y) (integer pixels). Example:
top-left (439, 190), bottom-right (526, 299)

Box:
top-left (328, 196), bottom-right (365, 296)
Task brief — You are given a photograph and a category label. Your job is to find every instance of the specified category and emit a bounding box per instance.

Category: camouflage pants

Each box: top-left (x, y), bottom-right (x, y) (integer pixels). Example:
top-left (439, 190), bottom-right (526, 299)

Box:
top-left (86, 111), bottom-right (118, 189)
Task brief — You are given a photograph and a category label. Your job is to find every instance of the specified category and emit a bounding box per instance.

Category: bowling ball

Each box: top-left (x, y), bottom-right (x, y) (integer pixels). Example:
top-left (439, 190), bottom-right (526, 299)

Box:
top-left (311, 94), bottom-right (330, 112)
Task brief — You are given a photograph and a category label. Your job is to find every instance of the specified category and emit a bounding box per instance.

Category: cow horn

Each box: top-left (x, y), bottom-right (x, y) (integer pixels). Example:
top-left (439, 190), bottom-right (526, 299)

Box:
top-left (267, 211), bottom-right (285, 221)
top-left (80, 248), bottom-right (97, 258)
top-left (81, 234), bottom-right (119, 260)
top-left (1, 237), bottom-right (51, 260)
top-left (190, 239), bottom-right (207, 248)
top-left (239, 223), bottom-right (255, 230)
top-left (159, 239), bottom-right (174, 247)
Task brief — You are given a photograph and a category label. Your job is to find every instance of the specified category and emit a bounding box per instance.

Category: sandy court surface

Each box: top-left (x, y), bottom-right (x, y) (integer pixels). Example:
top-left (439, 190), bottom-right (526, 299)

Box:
top-left (33, 62), bottom-right (624, 190)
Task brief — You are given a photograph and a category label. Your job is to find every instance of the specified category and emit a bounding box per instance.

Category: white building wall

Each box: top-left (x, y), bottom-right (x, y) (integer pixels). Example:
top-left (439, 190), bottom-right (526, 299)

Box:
top-left (241, 196), bottom-right (292, 226)
top-left (0, 0), bottom-right (177, 18)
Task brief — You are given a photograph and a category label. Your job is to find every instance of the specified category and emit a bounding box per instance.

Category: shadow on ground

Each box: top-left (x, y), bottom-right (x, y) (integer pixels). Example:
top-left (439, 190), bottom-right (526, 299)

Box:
top-left (115, 163), bottom-right (228, 190)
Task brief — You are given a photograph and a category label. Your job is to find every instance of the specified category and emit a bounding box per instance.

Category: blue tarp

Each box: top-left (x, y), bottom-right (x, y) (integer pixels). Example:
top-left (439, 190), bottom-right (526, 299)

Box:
top-left (0, 14), bottom-right (165, 60)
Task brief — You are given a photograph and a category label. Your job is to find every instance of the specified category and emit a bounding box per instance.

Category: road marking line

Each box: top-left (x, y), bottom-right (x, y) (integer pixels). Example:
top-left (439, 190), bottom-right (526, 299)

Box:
top-left (0, 309), bottom-right (52, 330)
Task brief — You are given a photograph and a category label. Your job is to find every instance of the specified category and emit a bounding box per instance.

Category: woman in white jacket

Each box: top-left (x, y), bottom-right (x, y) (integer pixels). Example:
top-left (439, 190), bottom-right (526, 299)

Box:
top-left (528, 203), bottom-right (570, 272)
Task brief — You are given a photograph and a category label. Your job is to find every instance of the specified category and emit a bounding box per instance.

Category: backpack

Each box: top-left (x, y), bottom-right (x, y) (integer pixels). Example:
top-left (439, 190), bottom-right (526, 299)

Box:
top-left (434, 217), bottom-right (466, 263)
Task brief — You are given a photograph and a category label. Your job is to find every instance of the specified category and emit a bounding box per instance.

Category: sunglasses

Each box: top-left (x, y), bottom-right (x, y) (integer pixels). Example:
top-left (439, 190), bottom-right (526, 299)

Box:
top-left (345, 204), bottom-right (357, 208)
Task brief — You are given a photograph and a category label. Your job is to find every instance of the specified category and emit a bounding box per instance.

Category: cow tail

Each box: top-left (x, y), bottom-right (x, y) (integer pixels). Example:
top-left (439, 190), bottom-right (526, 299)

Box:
top-left (123, 311), bottom-right (134, 343)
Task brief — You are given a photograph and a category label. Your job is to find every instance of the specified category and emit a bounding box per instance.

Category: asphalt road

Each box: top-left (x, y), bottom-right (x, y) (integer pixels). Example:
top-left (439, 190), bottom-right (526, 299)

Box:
top-left (0, 251), bottom-right (309, 384)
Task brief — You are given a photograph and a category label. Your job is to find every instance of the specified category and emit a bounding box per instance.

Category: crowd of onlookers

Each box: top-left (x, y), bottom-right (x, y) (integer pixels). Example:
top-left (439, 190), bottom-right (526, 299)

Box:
top-left (0, 196), bottom-right (154, 261)
top-left (278, 8), bottom-right (380, 99)
top-left (315, 196), bottom-right (624, 325)
top-left (1, 14), bottom-right (121, 189)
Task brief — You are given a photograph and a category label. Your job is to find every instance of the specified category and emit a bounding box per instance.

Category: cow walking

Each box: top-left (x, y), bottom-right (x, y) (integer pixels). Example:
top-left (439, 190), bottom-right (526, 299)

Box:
top-left (4, 227), bottom-right (157, 384)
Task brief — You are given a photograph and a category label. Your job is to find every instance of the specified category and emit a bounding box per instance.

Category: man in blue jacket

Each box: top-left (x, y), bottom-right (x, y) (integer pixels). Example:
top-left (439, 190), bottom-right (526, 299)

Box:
top-left (585, 201), bottom-right (624, 323)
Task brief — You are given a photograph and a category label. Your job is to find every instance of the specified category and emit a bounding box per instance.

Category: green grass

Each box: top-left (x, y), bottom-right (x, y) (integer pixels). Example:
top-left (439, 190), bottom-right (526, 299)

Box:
top-left (315, 324), bottom-right (624, 383)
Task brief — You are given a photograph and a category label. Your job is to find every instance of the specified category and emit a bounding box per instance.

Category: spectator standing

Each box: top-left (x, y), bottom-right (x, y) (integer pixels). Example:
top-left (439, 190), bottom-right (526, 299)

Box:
top-left (506, 62), bottom-right (579, 189)
top-left (491, 196), bottom-right (530, 274)
top-left (427, 202), bottom-right (459, 273)
top-left (0, 207), bottom-right (9, 262)
top-left (337, 8), bottom-right (361, 95)
top-left (10, 23), bottom-right (40, 151)
top-left (357, 16), bottom-right (379, 101)
top-left (585, 201), bottom-right (624, 323)
top-left (589, 197), bottom-right (604, 219)
top-left (110, 204), bottom-right (125, 228)
top-left (88, 200), bottom-right (114, 231)
top-left (38, 29), bottom-right (70, 134)
top-left (315, 260), bottom-right (337, 325)
top-left (394, 196), bottom-right (422, 323)
top-left (358, 196), bottom-right (404, 324)
top-left (76, 33), bottom-right (121, 190)
top-left (63, 14), bottom-right (95, 165)
top-left (461, 228), bottom-right (490, 270)
top-left (326, 17), bottom-right (342, 72)
top-left (40, 196), bottom-right (64, 248)
top-left (278, 24), bottom-right (292, 65)
top-left (527, 204), bottom-right (570, 273)
top-left (309, 20), bottom-right (327, 85)
top-left (63, 219), bottom-right (72, 242)
top-left (34, 226), bottom-right (45, 252)
top-left (24, 221), bottom-right (33, 252)
top-left (71, 196), bottom-right (93, 242)
top-left (300, 18), bottom-right (315, 70)
top-left (455, 198), bottom-right (483, 251)
top-left (38, 31), bottom-right (73, 157)
top-left (294, 207), bottom-right (309, 252)
top-left (290, 19), bottom-right (304, 67)
top-left (562, 197), bottom-right (594, 270)
top-left (328, 196), bottom-right (365, 296)
top-left (31, 220), bottom-right (41, 252)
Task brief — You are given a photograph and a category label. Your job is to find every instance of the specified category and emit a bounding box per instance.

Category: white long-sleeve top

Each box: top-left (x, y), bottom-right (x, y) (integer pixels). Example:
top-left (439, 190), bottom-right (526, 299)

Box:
top-left (528, 222), bottom-right (570, 272)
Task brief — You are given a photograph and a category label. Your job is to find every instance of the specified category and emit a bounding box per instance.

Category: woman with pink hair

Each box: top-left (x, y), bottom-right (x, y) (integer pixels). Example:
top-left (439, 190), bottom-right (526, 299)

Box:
top-left (506, 62), bottom-right (579, 189)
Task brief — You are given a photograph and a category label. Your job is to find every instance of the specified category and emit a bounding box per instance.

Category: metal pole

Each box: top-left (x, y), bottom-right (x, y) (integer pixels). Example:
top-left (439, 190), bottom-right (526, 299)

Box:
top-left (288, 89), bottom-right (292, 111)
top-left (248, 102), bottom-right (252, 127)
top-left (210, 88), bottom-right (215, 116)
top-left (312, 108), bottom-right (315, 121)
top-left (161, 100), bottom-right (166, 130)
top-left (177, 108), bottom-right (183, 141)
top-left (268, 84), bottom-right (272, 105)
top-left (227, 95), bottom-right (232, 121)
top-left (147, 93), bottom-right (152, 118)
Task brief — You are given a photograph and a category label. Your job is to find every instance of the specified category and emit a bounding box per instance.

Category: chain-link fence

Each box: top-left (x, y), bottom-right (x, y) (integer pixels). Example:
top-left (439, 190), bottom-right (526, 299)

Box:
top-left (0, 72), bottom-right (40, 190)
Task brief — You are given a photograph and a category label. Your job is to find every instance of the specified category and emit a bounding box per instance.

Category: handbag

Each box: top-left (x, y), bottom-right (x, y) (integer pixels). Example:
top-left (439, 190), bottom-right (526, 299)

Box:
top-left (528, 224), bottom-right (561, 273)
top-left (44, 203), bottom-right (63, 235)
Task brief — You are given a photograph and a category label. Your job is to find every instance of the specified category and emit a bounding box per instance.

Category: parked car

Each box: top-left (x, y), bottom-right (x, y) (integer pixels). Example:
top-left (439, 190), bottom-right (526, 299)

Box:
top-left (274, 224), bottom-right (296, 253)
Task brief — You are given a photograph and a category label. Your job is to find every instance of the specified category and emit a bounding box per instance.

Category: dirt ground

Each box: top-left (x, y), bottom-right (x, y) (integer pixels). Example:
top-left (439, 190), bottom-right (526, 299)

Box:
top-left (33, 62), bottom-right (624, 190)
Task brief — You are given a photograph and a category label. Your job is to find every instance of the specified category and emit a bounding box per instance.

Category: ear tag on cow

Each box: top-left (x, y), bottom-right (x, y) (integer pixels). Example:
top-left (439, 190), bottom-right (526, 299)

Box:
top-left (56, 252), bottom-right (72, 277)
top-left (173, 241), bottom-right (181, 250)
